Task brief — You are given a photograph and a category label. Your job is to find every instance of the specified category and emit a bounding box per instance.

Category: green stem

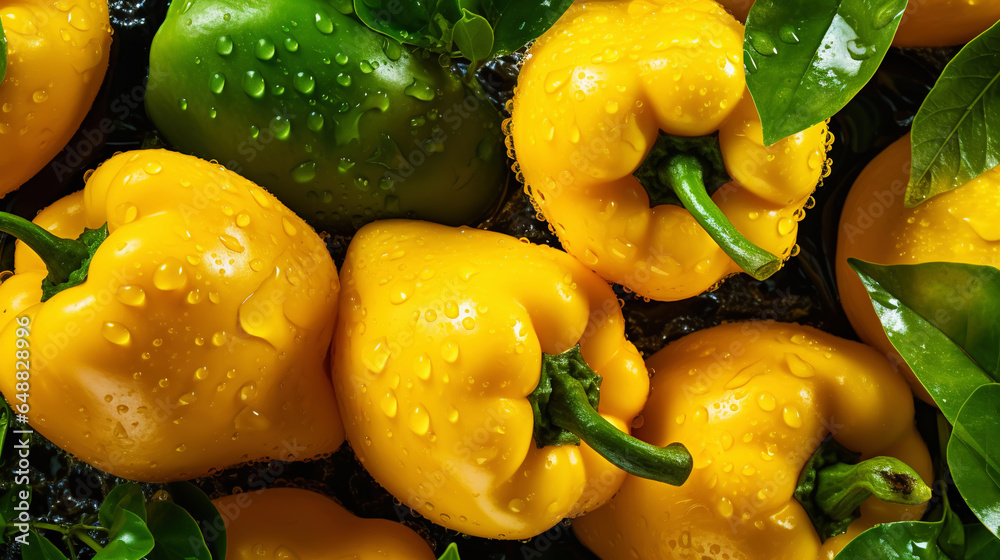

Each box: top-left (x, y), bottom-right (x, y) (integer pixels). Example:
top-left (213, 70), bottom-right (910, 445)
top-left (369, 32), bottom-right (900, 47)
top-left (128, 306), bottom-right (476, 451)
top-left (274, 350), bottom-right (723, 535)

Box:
top-left (664, 154), bottom-right (781, 281)
top-left (815, 456), bottom-right (933, 520)
top-left (73, 531), bottom-right (104, 553)
top-left (32, 522), bottom-right (71, 535)
top-left (547, 370), bottom-right (693, 486)
top-left (0, 213), bottom-right (89, 286)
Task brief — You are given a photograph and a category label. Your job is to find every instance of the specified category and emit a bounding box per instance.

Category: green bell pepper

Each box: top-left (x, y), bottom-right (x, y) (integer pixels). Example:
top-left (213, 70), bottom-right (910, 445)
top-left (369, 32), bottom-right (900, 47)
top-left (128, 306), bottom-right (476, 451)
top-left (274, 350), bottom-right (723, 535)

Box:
top-left (146, 0), bottom-right (507, 232)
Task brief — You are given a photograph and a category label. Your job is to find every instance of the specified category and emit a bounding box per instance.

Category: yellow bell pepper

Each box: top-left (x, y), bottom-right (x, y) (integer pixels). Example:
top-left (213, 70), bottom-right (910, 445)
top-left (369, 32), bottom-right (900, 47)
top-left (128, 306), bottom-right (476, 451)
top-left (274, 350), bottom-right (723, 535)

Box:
top-left (836, 135), bottom-right (1000, 404)
top-left (0, 0), bottom-right (112, 195)
top-left (213, 488), bottom-right (436, 560)
top-left (0, 149), bottom-right (343, 482)
top-left (509, 0), bottom-right (830, 301)
top-left (332, 220), bottom-right (692, 540)
top-left (574, 321), bottom-right (933, 560)
top-left (716, 0), bottom-right (1000, 47)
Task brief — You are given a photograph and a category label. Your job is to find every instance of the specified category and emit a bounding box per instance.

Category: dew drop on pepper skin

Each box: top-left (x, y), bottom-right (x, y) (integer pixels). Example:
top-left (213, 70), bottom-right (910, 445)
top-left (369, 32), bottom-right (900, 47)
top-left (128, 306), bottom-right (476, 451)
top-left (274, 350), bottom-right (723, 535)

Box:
top-left (101, 322), bottom-right (131, 345)
top-left (414, 353), bottom-right (432, 380)
top-left (116, 285), bottom-right (146, 306)
top-left (408, 406), bottom-right (430, 435)
top-left (440, 339), bottom-right (460, 363)
top-left (381, 390), bottom-right (398, 418)
top-left (153, 259), bottom-right (188, 290)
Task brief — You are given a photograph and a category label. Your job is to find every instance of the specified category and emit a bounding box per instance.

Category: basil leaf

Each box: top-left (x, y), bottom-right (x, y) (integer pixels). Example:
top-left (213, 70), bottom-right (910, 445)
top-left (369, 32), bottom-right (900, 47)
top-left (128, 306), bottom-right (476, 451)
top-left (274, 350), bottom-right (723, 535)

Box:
top-left (949, 384), bottom-right (1000, 539)
top-left (165, 482), bottom-right (226, 560)
top-left (438, 543), bottom-right (461, 560)
top-left (849, 259), bottom-right (996, 423)
top-left (965, 523), bottom-right (1000, 558)
top-left (1, 18), bottom-right (6, 86)
top-left (21, 532), bottom-right (69, 560)
top-left (744, 0), bottom-right (906, 145)
top-left (907, 21), bottom-right (1000, 207)
top-left (453, 10), bottom-right (493, 68)
top-left (99, 484), bottom-right (146, 528)
top-left (480, 0), bottom-right (573, 56)
top-left (353, 0), bottom-right (463, 52)
top-left (146, 500), bottom-right (212, 560)
top-left (833, 497), bottom-right (965, 559)
top-left (93, 509), bottom-right (155, 560)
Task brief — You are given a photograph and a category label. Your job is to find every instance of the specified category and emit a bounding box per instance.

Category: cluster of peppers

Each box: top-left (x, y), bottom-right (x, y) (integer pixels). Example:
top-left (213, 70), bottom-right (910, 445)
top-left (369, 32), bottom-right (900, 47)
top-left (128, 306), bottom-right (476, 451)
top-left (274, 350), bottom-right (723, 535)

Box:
top-left (1, 0), bottom-right (996, 558)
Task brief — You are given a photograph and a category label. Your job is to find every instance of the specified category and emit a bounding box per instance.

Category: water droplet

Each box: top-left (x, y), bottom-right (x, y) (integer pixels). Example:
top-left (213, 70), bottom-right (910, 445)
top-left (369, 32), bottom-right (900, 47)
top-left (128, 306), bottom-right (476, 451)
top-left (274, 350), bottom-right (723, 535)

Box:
top-left (409, 406), bottom-right (430, 435)
top-left (116, 285), bottom-right (146, 307)
top-left (271, 115), bottom-right (291, 139)
top-left (154, 259), bottom-right (188, 290)
top-left (212, 332), bottom-right (228, 346)
top-left (235, 407), bottom-right (271, 431)
top-left (783, 405), bottom-right (803, 428)
top-left (310, 11), bottom-right (335, 33)
top-left (216, 35), bottom-right (234, 56)
top-left (302, 112), bottom-right (324, 134)
top-left (293, 71), bottom-right (316, 95)
top-left (282, 217), bottom-right (298, 236)
top-left (404, 79), bottom-right (435, 101)
top-left (335, 53), bottom-right (349, 65)
top-left (750, 33), bottom-right (777, 56)
top-left (874, 3), bottom-right (901, 29)
top-left (284, 37), bottom-right (299, 52)
top-left (336, 73), bottom-right (352, 87)
top-left (113, 422), bottom-right (129, 439)
top-left (32, 90), bottom-right (48, 103)
top-left (219, 234), bottom-right (245, 253)
top-left (236, 212), bottom-right (251, 227)
top-left (757, 392), bottom-right (776, 411)
top-left (847, 39), bottom-right (874, 61)
top-left (292, 161), bottom-right (316, 183)
top-left (777, 217), bottom-right (795, 235)
top-left (778, 25), bottom-right (799, 44)
top-left (508, 498), bottom-right (524, 513)
top-left (363, 337), bottom-right (391, 373)
top-left (381, 37), bottom-right (402, 60)
top-left (359, 60), bottom-right (374, 73)
top-left (239, 382), bottom-right (258, 402)
top-left (381, 390), bottom-right (398, 417)
top-left (718, 496), bottom-right (734, 518)
top-left (441, 339), bottom-right (459, 363)
top-left (254, 37), bottom-right (276, 60)
top-left (414, 353), bottom-right (432, 381)
top-left (785, 353), bottom-right (815, 378)
top-left (242, 71), bottom-right (266, 98)
top-left (101, 322), bottom-right (131, 345)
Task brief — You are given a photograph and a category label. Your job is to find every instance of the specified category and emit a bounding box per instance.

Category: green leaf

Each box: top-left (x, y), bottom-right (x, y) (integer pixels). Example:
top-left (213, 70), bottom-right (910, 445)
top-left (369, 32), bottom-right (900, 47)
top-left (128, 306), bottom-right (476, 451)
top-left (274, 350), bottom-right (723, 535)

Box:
top-left (146, 501), bottom-right (212, 560)
top-left (94, 510), bottom-right (155, 560)
top-left (438, 543), bottom-right (461, 560)
top-left (949, 384), bottom-right (1000, 539)
top-left (99, 484), bottom-right (146, 528)
top-left (165, 482), bottom-right (226, 560)
top-left (480, 0), bottom-right (573, 57)
top-left (834, 495), bottom-right (965, 559)
top-left (0, 17), bottom-right (6, 86)
top-left (21, 532), bottom-right (69, 560)
top-left (744, 0), bottom-right (907, 145)
top-left (0, 395), bottom-right (11, 460)
top-left (965, 523), bottom-right (1000, 558)
top-left (0, 488), bottom-right (26, 544)
top-left (453, 10), bottom-right (493, 69)
top-left (848, 259), bottom-right (997, 424)
top-left (907, 21), bottom-right (1000, 207)
top-left (352, 0), bottom-right (463, 52)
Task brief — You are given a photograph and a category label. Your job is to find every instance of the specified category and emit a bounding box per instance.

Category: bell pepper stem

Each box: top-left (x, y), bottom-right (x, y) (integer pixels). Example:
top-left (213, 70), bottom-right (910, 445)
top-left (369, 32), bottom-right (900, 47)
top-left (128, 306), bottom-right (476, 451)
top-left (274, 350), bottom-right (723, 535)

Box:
top-left (815, 456), bottom-right (933, 520)
top-left (547, 369), bottom-right (693, 486)
top-left (0, 212), bottom-right (90, 286)
top-left (664, 154), bottom-right (782, 281)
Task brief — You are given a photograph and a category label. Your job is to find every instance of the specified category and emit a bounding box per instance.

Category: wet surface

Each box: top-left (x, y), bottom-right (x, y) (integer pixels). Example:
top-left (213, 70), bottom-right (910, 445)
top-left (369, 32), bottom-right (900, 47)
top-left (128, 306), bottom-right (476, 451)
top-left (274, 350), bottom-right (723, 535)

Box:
top-left (0, 1), bottom-right (959, 558)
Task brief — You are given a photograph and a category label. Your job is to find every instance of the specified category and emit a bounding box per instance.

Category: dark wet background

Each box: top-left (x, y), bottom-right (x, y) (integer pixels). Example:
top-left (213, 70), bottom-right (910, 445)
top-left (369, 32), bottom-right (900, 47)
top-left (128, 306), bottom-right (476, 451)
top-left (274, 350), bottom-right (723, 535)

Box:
top-left (0, 1), bottom-right (962, 558)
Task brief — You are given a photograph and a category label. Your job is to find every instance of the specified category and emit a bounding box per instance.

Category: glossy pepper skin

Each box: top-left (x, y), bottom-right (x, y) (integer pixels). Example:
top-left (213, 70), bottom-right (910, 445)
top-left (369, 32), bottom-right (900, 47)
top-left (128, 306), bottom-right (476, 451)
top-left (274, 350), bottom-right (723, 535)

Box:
top-left (0, 149), bottom-right (343, 481)
top-left (146, 0), bottom-right (506, 233)
top-left (509, 0), bottom-right (829, 302)
top-left (333, 220), bottom-right (655, 540)
top-left (717, 0), bottom-right (1000, 47)
top-left (0, 0), bottom-right (112, 195)
top-left (214, 488), bottom-right (436, 560)
top-left (574, 321), bottom-right (932, 560)
top-left (836, 135), bottom-right (1000, 404)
